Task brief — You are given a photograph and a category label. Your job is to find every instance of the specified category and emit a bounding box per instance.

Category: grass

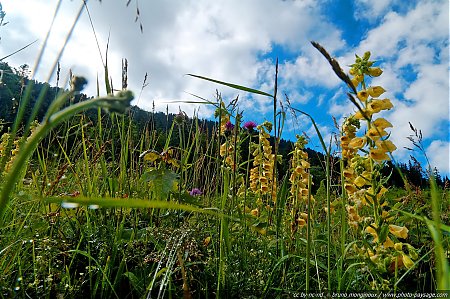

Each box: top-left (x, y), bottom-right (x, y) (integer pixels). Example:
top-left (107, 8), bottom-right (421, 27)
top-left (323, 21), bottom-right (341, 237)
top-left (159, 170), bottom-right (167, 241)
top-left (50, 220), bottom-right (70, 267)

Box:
top-left (0, 4), bottom-right (449, 298)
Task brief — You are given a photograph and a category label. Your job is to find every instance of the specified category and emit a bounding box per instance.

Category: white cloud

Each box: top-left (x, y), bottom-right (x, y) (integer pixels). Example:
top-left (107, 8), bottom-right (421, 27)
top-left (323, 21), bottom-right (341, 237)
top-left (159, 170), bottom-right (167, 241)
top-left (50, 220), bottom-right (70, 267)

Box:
top-left (341, 0), bottom-right (449, 174)
top-left (1, 0), bottom-right (347, 119)
top-left (354, 0), bottom-right (398, 20)
top-left (427, 140), bottom-right (450, 175)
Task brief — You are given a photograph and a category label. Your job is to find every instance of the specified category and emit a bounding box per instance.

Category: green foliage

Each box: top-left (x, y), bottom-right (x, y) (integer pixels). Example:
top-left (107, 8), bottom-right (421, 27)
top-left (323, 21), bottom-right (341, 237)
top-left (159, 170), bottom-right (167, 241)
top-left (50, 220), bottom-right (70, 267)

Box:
top-left (141, 168), bottom-right (180, 201)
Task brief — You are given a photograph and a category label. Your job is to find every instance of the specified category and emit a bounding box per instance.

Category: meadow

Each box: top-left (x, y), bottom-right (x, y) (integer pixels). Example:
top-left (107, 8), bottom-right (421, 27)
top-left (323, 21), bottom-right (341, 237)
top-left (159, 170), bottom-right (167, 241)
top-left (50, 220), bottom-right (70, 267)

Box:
top-left (0, 6), bottom-right (449, 299)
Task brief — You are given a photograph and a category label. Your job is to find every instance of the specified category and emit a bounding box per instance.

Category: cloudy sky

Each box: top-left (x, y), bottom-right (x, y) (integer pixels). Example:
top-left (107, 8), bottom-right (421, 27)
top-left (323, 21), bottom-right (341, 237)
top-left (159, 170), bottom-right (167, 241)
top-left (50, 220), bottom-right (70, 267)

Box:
top-left (0, 0), bottom-right (449, 176)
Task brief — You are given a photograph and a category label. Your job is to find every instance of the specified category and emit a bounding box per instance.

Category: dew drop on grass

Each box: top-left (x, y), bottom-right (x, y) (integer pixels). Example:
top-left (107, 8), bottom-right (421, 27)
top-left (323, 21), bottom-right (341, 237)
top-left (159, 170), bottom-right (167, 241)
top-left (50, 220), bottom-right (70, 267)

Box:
top-left (14, 286), bottom-right (20, 291)
top-left (61, 202), bottom-right (79, 209)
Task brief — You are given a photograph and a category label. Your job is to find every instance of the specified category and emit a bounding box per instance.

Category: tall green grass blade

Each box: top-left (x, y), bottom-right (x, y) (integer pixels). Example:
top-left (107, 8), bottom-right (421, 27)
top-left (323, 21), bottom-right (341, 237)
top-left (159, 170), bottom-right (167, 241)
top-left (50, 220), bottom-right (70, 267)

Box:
top-left (187, 74), bottom-right (273, 97)
top-left (44, 196), bottom-right (223, 218)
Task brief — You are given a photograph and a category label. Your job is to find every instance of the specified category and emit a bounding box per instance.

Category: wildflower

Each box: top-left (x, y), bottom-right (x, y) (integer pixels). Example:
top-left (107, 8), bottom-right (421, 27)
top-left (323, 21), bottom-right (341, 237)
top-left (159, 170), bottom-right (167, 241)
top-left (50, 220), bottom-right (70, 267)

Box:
top-left (224, 121), bottom-right (234, 131)
top-left (389, 256), bottom-right (404, 272)
top-left (368, 67), bottom-right (383, 77)
top-left (297, 218), bottom-right (306, 228)
top-left (389, 224), bottom-right (409, 239)
top-left (189, 188), bottom-right (203, 196)
top-left (349, 137), bottom-right (366, 149)
top-left (357, 90), bottom-right (369, 102)
top-left (375, 140), bottom-right (397, 153)
top-left (369, 148), bottom-right (390, 162)
top-left (384, 236), bottom-right (394, 248)
top-left (366, 225), bottom-right (378, 242)
top-left (394, 243), bottom-right (403, 251)
top-left (367, 86), bottom-right (386, 97)
top-left (402, 254), bottom-right (414, 269)
top-left (351, 74), bottom-right (364, 88)
top-left (367, 127), bottom-right (388, 141)
top-left (250, 208), bottom-right (259, 217)
top-left (354, 110), bottom-right (372, 121)
top-left (354, 175), bottom-right (368, 188)
top-left (368, 99), bottom-right (393, 113)
top-left (343, 168), bottom-right (355, 179)
top-left (345, 183), bottom-right (357, 194)
top-left (372, 118), bottom-right (393, 130)
top-left (243, 121), bottom-right (257, 132)
top-left (203, 236), bottom-right (211, 247)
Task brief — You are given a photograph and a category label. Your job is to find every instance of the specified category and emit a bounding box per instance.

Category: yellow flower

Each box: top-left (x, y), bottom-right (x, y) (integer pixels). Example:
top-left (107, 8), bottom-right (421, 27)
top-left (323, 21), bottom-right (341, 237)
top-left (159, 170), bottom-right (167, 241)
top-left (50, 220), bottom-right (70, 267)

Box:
top-left (354, 109), bottom-right (372, 120)
top-left (368, 67), bottom-right (383, 77)
top-left (367, 86), bottom-right (386, 97)
top-left (366, 225), bottom-right (378, 242)
top-left (220, 143), bottom-right (227, 156)
top-left (351, 74), bottom-right (364, 88)
top-left (357, 90), bottom-right (369, 102)
top-left (361, 171), bottom-right (372, 181)
top-left (368, 99), bottom-right (393, 113)
top-left (369, 253), bottom-right (379, 263)
top-left (383, 236), bottom-right (394, 248)
top-left (301, 160), bottom-right (310, 168)
top-left (372, 118), bottom-right (393, 130)
top-left (300, 188), bottom-right (309, 196)
top-left (349, 137), bottom-right (366, 149)
top-left (402, 254), bottom-right (414, 269)
top-left (389, 225), bottom-right (409, 239)
top-left (261, 185), bottom-right (269, 192)
top-left (394, 242), bottom-right (403, 251)
top-left (250, 208), bottom-right (259, 217)
top-left (343, 168), bottom-right (355, 179)
top-left (354, 175), bottom-right (368, 188)
top-left (375, 140), bottom-right (397, 152)
top-left (345, 183), bottom-right (357, 194)
top-left (297, 218), bottom-right (306, 228)
top-left (367, 127), bottom-right (388, 141)
top-left (294, 166), bottom-right (304, 174)
top-left (369, 148), bottom-right (390, 162)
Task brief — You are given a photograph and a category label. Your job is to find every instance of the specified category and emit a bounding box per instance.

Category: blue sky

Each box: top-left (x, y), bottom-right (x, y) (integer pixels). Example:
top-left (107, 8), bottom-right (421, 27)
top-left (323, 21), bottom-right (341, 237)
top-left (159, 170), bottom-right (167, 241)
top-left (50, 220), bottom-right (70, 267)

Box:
top-left (0, 0), bottom-right (449, 176)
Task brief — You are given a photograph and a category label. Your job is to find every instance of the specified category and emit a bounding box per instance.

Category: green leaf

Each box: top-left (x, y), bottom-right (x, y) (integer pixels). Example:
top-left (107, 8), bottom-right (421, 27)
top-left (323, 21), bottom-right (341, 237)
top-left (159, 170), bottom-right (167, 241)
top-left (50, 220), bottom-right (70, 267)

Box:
top-left (142, 168), bottom-right (179, 200)
top-left (123, 272), bottom-right (144, 294)
top-left (187, 74), bottom-right (273, 97)
top-left (44, 196), bottom-right (223, 218)
top-left (378, 224), bottom-right (389, 244)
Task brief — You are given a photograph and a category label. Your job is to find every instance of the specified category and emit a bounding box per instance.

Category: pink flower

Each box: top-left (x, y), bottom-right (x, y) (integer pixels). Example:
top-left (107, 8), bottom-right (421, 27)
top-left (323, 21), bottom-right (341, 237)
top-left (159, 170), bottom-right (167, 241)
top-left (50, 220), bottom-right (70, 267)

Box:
top-left (189, 188), bottom-right (203, 196)
top-left (243, 121), bottom-right (257, 131)
top-left (225, 121), bottom-right (235, 131)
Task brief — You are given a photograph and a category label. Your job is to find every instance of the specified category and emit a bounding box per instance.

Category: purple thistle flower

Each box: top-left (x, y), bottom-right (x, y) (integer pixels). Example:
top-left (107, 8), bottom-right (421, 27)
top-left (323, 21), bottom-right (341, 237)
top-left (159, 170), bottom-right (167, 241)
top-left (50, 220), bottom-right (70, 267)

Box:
top-left (243, 121), bottom-right (257, 131)
top-left (224, 121), bottom-right (235, 131)
top-left (189, 188), bottom-right (203, 196)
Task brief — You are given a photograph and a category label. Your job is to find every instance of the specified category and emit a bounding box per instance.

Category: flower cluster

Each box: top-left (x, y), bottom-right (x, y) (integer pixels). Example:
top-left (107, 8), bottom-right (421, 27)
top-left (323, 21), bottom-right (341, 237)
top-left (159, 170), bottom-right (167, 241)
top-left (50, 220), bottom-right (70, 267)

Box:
top-left (0, 120), bottom-right (39, 174)
top-left (342, 52), bottom-right (416, 278)
top-left (288, 135), bottom-right (313, 232)
top-left (249, 121), bottom-right (277, 205)
top-left (216, 103), bottom-right (239, 169)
